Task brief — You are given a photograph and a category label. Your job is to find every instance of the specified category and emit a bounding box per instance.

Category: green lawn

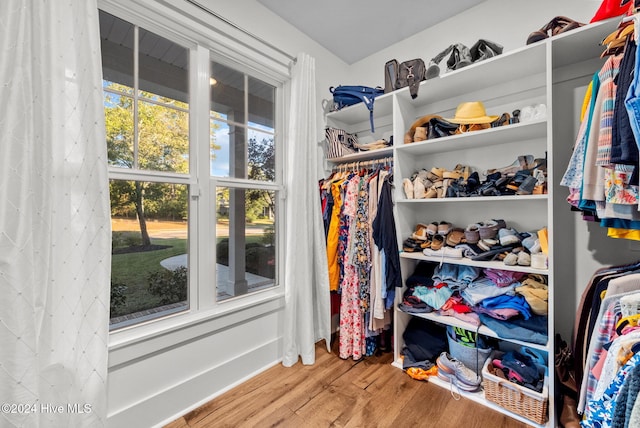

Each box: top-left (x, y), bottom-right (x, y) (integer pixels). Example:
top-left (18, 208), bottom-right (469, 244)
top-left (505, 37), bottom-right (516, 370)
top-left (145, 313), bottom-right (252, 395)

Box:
top-left (110, 235), bottom-right (270, 318)
top-left (111, 237), bottom-right (186, 317)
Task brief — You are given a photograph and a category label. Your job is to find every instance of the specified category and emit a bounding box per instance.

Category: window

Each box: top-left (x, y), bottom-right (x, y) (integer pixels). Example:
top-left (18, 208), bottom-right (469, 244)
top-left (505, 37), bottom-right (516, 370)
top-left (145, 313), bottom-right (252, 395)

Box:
top-left (210, 61), bottom-right (279, 301)
top-left (101, 9), bottom-right (282, 329)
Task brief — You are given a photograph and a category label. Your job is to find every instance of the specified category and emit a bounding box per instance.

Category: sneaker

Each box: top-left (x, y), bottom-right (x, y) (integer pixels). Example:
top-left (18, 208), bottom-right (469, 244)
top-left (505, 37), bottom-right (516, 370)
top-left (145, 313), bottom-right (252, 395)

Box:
top-left (436, 352), bottom-right (481, 391)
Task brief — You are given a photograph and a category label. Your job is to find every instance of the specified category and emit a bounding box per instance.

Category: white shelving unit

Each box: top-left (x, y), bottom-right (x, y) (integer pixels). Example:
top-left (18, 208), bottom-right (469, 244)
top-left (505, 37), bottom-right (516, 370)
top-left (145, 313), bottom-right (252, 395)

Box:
top-left (324, 17), bottom-right (619, 427)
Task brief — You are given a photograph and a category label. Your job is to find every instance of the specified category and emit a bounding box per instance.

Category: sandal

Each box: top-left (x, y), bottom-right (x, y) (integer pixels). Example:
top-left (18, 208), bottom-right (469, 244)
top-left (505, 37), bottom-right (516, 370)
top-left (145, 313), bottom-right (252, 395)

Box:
top-left (425, 181), bottom-right (443, 198)
top-left (438, 221), bottom-right (453, 236)
top-left (464, 224), bottom-right (481, 244)
top-left (411, 223), bottom-right (429, 241)
top-left (430, 234), bottom-right (445, 251)
top-left (445, 228), bottom-right (465, 247)
top-left (426, 222), bottom-right (439, 236)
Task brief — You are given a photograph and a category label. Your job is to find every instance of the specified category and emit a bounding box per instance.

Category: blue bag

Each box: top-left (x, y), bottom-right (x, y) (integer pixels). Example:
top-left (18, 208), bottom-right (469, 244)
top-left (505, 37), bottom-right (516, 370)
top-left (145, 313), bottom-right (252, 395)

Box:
top-left (329, 85), bottom-right (384, 132)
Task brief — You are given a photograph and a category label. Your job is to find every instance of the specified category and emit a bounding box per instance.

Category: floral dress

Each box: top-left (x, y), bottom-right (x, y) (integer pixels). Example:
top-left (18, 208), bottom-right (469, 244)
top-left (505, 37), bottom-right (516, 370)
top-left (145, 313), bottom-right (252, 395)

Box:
top-left (339, 175), bottom-right (365, 360)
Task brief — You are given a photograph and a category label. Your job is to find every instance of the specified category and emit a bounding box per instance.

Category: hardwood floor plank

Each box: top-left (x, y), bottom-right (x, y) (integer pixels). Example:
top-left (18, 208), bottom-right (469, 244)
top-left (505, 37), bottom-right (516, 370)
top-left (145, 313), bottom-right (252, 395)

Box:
top-left (167, 341), bottom-right (543, 428)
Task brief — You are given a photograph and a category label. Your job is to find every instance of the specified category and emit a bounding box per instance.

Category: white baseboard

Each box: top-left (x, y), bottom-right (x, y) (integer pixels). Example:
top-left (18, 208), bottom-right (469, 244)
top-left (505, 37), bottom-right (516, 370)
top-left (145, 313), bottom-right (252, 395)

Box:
top-left (107, 338), bottom-right (281, 428)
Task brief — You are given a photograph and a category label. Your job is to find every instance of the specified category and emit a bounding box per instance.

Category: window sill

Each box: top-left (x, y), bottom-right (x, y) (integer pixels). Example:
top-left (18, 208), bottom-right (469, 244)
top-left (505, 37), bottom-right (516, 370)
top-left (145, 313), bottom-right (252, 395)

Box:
top-left (108, 287), bottom-right (285, 369)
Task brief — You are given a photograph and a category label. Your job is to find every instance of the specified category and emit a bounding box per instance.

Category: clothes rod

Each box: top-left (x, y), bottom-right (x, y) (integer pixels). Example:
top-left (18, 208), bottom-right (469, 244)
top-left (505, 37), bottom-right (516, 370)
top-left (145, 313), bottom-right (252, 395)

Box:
top-left (332, 157), bottom-right (393, 170)
top-left (183, 0), bottom-right (296, 63)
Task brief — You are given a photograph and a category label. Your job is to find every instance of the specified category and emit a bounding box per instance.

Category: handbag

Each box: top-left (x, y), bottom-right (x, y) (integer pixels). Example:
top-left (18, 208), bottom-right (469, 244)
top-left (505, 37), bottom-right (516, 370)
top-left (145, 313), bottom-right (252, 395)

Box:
top-left (384, 59), bottom-right (399, 93)
top-left (329, 85), bottom-right (384, 132)
top-left (396, 59), bottom-right (426, 99)
top-left (325, 127), bottom-right (358, 159)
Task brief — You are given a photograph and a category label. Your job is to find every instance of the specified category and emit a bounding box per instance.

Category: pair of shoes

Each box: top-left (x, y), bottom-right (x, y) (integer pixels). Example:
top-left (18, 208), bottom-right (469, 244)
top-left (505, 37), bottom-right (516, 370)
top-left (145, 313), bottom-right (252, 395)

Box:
top-left (526, 16), bottom-right (585, 45)
top-left (503, 248), bottom-right (531, 266)
top-left (490, 112), bottom-right (511, 128)
top-left (445, 228), bottom-right (465, 247)
top-left (427, 43), bottom-right (472, 78)
top-left (402, 237), bottom-right (423, 252)
top-left (436, 352), bottom-right (481, 391)
top-left (469, 39), bottom-right (503, 63)
top-left (498, 228), bottom-right (521, 246)
top-left (520, 103), bottom-right (547, 122)
top-left (486, 154), bottom-right (534, 176)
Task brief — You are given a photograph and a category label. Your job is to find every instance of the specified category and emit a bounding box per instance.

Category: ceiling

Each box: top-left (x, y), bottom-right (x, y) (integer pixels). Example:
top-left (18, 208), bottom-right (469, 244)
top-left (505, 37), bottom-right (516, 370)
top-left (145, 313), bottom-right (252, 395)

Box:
top-left (257, 0), bottom-right (486, 64)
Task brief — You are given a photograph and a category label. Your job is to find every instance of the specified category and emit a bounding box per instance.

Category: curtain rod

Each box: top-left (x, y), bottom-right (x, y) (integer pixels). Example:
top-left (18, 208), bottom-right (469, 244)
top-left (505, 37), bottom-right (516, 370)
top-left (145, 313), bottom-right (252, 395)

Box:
top-left (184, 0), bottom-right (296, 63)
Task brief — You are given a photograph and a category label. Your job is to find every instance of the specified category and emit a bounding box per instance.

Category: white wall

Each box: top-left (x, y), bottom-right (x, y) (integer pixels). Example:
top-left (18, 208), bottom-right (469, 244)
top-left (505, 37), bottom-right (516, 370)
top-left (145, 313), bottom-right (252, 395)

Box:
top-left (347, 0), bottom-right (603, 85)
top-left (107, 1), bottom-right (640, 426)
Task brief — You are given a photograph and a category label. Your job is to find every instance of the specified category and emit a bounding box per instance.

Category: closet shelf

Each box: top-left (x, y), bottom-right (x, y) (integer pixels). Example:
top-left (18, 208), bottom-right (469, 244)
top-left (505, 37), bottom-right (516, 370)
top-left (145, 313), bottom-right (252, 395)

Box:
top-left (394, 43), bottom-right (547, 107)
top-left (326, 147), bottom-right (393, 163)
top-left (396, 119), bottom-right (547, 156)
top-left (391, 358), bottom-right (548, 427)
top-left (325, 92), bottom-right (393, 127)
top-left (397, 309), bottom-right (548, 352)
top-left (399, 252), bottom-right (548, 275)
top-left (396, 194), bottom-right (548, 204)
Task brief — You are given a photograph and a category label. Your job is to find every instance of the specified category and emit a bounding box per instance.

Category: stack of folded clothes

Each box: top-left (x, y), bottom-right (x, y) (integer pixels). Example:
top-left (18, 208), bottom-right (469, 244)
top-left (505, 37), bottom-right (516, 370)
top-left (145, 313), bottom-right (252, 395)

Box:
top-left (399, 262), bottom-right (548, 345)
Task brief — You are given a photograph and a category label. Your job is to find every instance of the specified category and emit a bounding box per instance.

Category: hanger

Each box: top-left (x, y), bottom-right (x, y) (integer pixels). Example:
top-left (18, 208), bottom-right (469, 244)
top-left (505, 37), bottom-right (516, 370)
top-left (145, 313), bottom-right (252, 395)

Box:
top-left (602, 19), bottom-right (634, 46)
top-left (601, 34), bottom-right (629, 57)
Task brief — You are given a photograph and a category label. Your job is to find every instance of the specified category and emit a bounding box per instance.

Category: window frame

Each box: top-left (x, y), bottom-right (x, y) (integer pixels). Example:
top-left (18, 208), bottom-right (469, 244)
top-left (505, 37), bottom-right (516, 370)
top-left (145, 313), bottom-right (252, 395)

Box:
top-left (101, 0), bottom-right (288, 348)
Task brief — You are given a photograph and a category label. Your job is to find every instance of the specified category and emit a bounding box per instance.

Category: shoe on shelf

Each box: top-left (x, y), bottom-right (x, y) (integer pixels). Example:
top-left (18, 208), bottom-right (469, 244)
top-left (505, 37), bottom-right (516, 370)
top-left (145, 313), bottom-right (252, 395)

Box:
top-left (430, 234), bottom-right (445, 251)
top-left (438, 221), bottom-right (453, 236)
top-left (403, 178), bottom-right (414, 199)
top-left (413, 177), bottom-right (426, 199)
top-left (426, 221), bottom-right (439, 236)
top-left (414, 126), bottom-right (428, 142)
top-left (436, 352), bottom-right (481, 391)
top-left (465, 224), bottom-right (481, 244)
top-left (402, 238), bottom-right (422, 252)
top-left (411, 223), bottom-right (429, 241)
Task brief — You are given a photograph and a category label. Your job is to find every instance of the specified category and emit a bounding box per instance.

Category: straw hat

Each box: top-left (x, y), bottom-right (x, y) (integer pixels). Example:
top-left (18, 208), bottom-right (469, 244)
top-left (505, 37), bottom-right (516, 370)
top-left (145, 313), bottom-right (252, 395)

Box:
top-left (445, 101), bottom-right (499, 124)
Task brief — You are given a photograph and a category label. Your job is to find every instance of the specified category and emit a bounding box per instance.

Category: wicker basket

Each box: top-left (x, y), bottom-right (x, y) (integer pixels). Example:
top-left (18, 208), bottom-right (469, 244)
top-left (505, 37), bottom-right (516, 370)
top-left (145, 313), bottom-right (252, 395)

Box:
top-left (482, 352), bottom-right (548, 425)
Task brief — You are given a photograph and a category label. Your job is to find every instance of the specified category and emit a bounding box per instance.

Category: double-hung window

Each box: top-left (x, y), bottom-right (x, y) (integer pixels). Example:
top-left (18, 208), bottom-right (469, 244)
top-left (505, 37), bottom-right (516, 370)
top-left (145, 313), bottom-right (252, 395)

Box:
top-left (100, 8), bottom-right (282, 330)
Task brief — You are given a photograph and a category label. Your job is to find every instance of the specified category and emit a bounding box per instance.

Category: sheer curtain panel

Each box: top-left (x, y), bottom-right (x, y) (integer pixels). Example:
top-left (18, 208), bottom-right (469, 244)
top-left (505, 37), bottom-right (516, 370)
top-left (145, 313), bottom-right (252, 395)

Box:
top-left (0, 1), bottom-right (111, 427)
top-left (282, 53), bottom-right (331, 366)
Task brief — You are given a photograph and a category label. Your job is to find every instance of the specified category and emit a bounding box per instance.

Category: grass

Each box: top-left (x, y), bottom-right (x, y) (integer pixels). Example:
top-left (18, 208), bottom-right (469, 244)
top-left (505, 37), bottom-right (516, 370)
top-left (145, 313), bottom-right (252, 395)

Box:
top-left (111, 234), bottom-right (269, 317)
top-left (111, 237), bottom-right (186, 316)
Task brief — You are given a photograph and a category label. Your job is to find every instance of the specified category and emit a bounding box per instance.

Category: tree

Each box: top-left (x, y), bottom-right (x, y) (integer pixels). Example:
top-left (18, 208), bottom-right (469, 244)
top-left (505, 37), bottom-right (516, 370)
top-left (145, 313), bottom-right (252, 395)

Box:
top-left (247, 135), bottom-right (276, 218)
top-left (104, 83), bottom-right (189, 246)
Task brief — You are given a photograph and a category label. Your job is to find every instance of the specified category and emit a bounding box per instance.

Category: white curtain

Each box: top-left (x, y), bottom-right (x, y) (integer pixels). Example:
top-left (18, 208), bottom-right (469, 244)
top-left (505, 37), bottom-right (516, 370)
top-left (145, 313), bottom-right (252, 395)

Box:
top-left (282, 53), bottom-right (331, 366)
top-left (0, 1), bottom-right (111, 427)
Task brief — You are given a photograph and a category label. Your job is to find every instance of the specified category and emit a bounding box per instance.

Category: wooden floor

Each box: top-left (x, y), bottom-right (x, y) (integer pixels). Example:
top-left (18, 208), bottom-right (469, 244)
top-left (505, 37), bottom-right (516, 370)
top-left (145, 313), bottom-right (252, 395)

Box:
top-left (165, 341), bottom-right (531, 428)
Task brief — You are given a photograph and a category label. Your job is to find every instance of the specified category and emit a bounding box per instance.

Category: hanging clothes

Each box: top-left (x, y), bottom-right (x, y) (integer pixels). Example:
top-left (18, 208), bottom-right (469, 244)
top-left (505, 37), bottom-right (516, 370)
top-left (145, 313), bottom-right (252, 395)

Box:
top-left (561, 22), bottom-right (640, 239)
top-left (319, 159), bottom-right (397, 360)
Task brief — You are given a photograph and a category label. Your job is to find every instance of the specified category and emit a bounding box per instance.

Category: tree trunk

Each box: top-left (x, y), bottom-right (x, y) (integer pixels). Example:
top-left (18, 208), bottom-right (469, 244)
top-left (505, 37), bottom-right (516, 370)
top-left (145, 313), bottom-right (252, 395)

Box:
top-left (135, 181), bottom-right (152, 246)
